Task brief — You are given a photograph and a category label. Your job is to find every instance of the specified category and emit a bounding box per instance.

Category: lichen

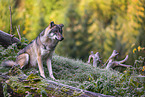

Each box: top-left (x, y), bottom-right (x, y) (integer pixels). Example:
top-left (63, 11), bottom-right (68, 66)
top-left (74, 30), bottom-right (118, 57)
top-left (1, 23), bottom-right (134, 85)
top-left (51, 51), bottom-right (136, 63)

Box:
top-left (26, 73), bottom-right (42, 82)
top-left (72, 90), bottom-right (83, 96)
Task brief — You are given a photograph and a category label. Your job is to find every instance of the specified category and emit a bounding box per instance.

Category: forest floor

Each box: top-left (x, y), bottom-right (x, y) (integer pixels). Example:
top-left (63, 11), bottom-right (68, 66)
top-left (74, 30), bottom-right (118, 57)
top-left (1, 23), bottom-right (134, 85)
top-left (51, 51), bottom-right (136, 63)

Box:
top-left (0, 44), bottom-right (144, 96)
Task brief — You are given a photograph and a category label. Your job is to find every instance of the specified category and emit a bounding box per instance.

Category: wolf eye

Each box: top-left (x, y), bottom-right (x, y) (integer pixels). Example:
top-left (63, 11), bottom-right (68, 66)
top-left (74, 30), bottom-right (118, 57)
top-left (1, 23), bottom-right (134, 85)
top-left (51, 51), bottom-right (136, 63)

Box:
top-left (53, 31), bottom-right (57, 34)
top-left (55, 30), bottom-right (60, 33)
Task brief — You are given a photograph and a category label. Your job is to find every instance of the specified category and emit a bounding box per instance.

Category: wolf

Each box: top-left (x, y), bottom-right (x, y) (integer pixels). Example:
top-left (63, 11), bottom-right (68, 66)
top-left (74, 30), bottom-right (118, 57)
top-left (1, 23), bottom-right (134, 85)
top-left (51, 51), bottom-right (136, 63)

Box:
top-left (3, 21), bottom-right (64, 80)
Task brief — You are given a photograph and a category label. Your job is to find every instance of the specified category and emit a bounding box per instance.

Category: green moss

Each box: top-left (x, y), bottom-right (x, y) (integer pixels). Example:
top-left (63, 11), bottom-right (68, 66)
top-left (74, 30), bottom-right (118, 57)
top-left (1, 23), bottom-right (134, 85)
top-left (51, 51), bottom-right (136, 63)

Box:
top-left (26, 73), bottom-right (42, 81)
top-left (72, 90), bottom-right (83, 96)
top-left (9, 76), bottom-right (26, 94)
top-left (60, 86), bottom-right (70, 92)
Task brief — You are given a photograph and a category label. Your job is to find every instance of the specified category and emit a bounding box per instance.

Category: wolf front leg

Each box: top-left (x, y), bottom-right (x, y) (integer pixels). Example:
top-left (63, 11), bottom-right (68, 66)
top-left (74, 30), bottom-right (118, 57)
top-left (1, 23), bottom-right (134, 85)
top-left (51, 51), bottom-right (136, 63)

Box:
top-left (37, 55), bottom-right (46, 78)
top-left (47, 58), bottom-right (55, 80)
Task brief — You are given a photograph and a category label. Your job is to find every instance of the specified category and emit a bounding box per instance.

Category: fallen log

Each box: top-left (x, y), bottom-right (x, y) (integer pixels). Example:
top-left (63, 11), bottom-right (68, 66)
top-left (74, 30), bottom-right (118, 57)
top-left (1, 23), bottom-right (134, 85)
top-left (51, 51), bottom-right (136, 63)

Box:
top-left (0, 30), bottom-right (20, 48)
top-left (0, 66), bottom-right (113, 97)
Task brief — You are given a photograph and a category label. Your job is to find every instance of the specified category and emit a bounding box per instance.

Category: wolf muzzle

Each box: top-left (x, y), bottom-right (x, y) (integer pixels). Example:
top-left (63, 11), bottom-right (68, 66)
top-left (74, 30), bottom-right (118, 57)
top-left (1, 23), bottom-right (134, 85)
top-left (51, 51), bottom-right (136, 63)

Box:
top-left (56, 37), bottom-right (64, 41)
top-left (60, 37), bottom-right (64, 41)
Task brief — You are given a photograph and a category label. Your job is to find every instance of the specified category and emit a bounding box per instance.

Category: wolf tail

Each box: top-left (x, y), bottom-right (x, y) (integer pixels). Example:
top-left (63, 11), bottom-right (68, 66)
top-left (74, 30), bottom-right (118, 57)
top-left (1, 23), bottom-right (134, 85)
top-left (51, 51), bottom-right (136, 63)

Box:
top-left (1, 60), bottom-right (18, 67)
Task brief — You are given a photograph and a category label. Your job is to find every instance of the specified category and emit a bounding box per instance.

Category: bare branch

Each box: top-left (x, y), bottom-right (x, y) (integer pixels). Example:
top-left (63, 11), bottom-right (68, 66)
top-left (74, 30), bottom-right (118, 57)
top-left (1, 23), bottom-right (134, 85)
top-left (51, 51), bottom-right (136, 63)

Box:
top-left (88, 51), bottom-right (94, 64)
top-left (103, 50), bottom-right (119, 67)
top-left (9, 6), bottom-right (13, 35)
top-left (88, 50), bottom-right (132, 69)
top-left (113, 62), bottom-right (132, 68)
top-left (104, 50), bottom-right (131, 69)
top-left (105, 59), bottom-right (113, 69)
top-left (117, 55), bottom-right (128, 63)
top-left (88, 51), bottom-right (102, 67)
top-left (16, 25), bottom-right (21, 41)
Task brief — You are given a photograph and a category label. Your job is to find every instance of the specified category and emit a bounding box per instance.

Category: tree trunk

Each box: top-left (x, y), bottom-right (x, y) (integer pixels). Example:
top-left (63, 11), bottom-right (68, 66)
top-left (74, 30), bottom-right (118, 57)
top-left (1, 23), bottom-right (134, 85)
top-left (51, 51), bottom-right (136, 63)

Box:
top-left (0, 66), bottom-right (113, 97)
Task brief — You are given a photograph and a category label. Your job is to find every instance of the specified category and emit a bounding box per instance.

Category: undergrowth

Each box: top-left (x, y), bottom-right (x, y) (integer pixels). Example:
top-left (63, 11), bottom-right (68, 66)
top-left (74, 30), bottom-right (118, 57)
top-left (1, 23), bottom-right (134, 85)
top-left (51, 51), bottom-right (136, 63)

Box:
top-left (0, 42), bottom-right (145, 96)
top-left (51, 55), bottom-right (145, 96)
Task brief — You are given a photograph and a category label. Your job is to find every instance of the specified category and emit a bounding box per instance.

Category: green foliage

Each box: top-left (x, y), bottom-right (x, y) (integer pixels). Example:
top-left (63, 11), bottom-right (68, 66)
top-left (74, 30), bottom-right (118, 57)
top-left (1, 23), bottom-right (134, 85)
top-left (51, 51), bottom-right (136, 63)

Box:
top-left (0, 37), bottom-right (28, 64)
top-left (0, 43), bottom-right (18, 63)
top-left (56, 1), bottom-right (94, 60)
top-left (135, 0), bottom-right (145, 46)
top-left (0, 0), bottom-right (13, 33)
top-left (127, 0), bottom-right (145, 64)
top-left (77, 68), bottom-right (145, 96)
top-left (134, 56), bottom-right (145, 76)
top-left (2, 83), bottom-right (11, 97)
top-left (50, 55), bottom-right (145, 96)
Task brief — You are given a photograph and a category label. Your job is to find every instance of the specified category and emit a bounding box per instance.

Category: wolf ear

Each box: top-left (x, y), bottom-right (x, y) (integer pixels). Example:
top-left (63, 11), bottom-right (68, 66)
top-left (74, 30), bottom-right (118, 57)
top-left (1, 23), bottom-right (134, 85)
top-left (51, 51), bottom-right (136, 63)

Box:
top-left (50, 21), bottom-right (55, 28)
top-left (59, 24), bottom-right (64, 28)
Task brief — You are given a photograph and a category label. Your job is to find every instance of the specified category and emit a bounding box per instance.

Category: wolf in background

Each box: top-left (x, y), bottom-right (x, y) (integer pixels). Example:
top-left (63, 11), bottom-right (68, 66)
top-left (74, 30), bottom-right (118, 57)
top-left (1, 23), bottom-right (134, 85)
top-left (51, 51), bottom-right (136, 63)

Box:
top-left (3, 21), bottom-right (64, 80)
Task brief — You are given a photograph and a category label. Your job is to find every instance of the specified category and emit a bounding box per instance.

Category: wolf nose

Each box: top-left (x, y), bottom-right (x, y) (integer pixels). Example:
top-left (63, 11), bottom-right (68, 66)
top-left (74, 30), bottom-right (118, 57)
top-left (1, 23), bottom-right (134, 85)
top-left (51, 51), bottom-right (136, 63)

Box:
top-left (60, 37), bottom-right (64, 41)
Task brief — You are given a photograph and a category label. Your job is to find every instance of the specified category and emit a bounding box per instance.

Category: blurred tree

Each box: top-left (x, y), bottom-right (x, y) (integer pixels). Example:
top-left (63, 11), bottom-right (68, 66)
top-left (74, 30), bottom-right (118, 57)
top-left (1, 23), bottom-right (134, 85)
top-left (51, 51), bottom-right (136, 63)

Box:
top-left (0, 0), bottom-right (19, 35)
top-left (104, 15), bottom-right (129, 61)
top-left (88, 0), bottom-right (136, 62)
top-left (56, 1), bottom-right (94, 60)
top-left (135, 0), bottom-right (145, 47)
top-left (14, 0), bottom-right (65, 41)
top-left (56, 1), bottom-right (80, 59)
top-left (129, 0), bottom-right (145, 64)
top-left (75, 9), bottom-right (94, 60)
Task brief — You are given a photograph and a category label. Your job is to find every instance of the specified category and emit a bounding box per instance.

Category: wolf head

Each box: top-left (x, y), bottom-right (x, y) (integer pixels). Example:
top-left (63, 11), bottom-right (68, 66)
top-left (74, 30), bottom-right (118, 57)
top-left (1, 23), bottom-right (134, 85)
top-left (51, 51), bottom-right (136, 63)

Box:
top-left (45, 21), bottom-right (64, 41)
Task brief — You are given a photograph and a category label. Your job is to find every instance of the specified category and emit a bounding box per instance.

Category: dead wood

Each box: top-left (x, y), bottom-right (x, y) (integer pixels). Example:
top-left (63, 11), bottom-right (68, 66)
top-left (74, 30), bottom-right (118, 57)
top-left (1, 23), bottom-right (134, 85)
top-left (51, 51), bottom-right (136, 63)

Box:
top-left (0, 66), bottom-right (113, 97)
top-left (88, 51), bottom-right (102, 67)
top-left (88, 50), bottom-right (132, 69)
top-left (0, 30), bottom-right (20, 48)
top-left (16, 25), bottom-right (21, 41)
top-left (105, 50), bottom-right (132, 69)
top-left (103, 50), bottom-right (119, 67)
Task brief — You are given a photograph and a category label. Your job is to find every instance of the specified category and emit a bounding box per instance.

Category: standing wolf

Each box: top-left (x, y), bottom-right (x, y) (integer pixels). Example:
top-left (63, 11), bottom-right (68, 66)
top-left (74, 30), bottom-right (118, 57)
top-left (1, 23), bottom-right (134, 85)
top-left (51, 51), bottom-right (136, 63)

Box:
top-left (3, 21), bottom-right (64, 79)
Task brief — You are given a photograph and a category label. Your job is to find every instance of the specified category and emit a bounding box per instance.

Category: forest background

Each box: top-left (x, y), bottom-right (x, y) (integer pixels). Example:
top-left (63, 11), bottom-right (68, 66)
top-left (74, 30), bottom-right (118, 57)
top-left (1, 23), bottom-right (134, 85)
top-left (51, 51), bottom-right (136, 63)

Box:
top-left (0, 0), bottom-right (145, 65)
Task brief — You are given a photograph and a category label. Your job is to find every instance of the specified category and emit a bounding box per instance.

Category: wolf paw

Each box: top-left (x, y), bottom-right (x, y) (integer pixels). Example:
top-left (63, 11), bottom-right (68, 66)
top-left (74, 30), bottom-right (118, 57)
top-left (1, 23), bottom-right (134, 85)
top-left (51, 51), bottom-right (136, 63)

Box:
top-left (50, 76), bottom-right (56, 80)
top-left (40, 74), bottom-right (46, 79)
